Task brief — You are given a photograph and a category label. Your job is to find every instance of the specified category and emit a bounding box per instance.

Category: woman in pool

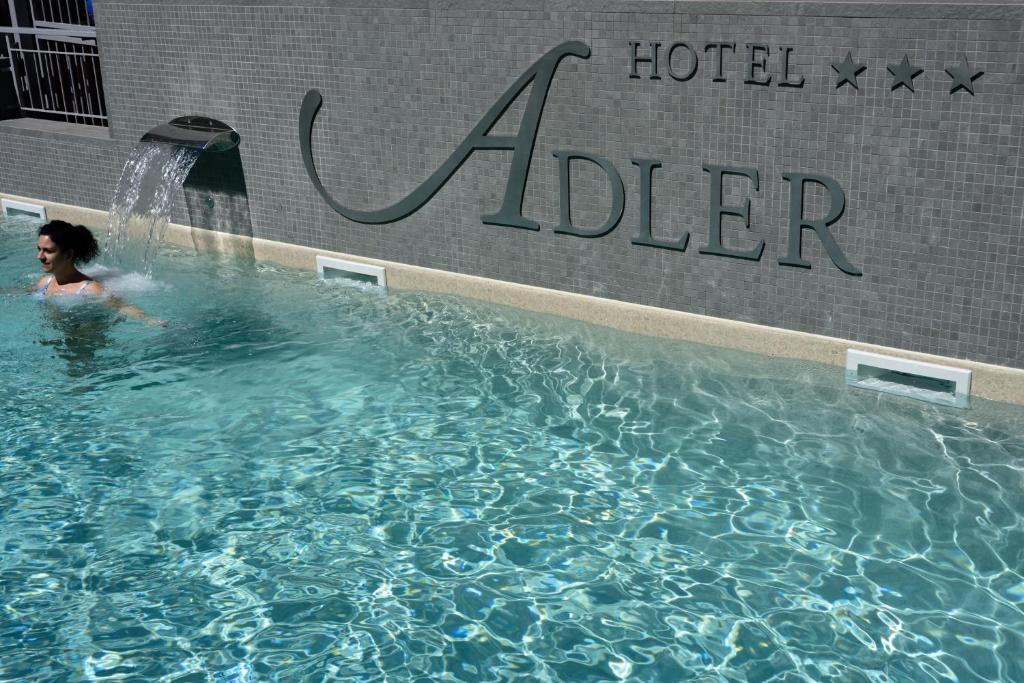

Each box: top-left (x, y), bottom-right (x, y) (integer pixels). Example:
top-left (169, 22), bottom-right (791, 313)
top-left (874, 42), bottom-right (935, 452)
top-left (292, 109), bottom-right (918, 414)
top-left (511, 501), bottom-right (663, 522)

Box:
top-left (32, 220), bottom-right (164, 325)
top-left (35, 220), bottom-right (103, 296)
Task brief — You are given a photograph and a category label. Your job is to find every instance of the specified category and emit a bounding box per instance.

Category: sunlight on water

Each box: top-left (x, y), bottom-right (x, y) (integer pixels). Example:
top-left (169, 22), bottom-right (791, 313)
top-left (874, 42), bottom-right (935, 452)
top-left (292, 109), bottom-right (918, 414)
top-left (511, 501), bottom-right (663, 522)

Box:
top-left (1, 215), bottom-right (1023, 682)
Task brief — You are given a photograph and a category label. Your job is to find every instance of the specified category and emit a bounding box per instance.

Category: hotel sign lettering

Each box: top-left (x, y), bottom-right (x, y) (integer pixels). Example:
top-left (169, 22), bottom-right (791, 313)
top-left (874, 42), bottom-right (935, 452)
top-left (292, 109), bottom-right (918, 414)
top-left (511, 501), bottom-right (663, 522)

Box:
top-left (628, 41), bottom-right (806, 87)
top-left (300, 41), bottom-right (864, 276)
top-left (629, 40), bottom-right (984, 94)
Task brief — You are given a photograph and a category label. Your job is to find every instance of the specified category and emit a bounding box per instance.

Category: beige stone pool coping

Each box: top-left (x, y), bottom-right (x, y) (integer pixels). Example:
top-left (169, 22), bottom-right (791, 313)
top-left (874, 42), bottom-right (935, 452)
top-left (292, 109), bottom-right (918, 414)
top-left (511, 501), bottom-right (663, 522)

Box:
top-left (7, 192), bottom-right (1024, 406)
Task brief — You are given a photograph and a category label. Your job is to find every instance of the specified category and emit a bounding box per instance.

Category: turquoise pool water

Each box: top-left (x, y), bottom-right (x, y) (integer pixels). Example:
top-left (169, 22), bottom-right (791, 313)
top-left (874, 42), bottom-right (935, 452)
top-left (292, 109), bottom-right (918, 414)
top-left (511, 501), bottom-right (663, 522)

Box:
top-left (2, 215), bottom-right (1023, 682)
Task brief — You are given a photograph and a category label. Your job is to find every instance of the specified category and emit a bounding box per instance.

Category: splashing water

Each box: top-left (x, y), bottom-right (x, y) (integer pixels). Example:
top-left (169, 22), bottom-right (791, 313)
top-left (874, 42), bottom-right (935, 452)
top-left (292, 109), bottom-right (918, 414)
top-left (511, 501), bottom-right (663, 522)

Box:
top-left (105, 142), bottom-right (200, 276)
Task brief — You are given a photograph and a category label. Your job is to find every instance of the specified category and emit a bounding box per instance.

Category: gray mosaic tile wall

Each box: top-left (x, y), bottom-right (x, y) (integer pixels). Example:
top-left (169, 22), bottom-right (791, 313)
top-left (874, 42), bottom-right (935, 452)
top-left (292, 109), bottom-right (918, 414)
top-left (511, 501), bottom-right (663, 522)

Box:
top-left (1, 0), bottom-right (1021, 369)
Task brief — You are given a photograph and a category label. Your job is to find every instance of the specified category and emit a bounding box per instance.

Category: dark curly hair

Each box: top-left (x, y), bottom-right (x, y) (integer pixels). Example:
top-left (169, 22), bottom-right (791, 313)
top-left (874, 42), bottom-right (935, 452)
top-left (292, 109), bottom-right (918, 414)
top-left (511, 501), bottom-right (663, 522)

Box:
top-left (38, 220), bottom-right (100, 264)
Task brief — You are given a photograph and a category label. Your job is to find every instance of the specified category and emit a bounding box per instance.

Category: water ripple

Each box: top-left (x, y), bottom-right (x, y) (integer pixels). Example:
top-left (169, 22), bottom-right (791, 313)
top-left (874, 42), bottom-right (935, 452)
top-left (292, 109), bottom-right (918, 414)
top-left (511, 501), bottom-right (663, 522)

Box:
top-left (2, 219), bottom-right (1024, 681)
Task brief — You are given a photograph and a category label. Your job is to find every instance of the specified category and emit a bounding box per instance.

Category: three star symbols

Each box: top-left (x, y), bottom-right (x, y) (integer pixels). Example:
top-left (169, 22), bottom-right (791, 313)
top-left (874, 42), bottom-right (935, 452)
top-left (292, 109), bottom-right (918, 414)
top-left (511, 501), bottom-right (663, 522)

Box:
top-left (831, 51), bottom-right (983, 95)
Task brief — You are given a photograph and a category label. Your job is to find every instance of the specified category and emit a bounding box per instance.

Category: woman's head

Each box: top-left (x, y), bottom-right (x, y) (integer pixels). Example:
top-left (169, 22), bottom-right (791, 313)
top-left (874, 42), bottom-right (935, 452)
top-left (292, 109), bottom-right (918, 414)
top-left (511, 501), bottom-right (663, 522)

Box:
top-left (37, 221), bottom-right (99, 273)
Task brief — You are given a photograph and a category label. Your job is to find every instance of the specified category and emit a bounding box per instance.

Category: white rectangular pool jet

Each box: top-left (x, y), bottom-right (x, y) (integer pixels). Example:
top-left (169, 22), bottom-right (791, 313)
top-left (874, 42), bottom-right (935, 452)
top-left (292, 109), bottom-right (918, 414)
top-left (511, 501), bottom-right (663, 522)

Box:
top-left (315, 255), bottom-right (387, 289)
top-left (1, 199), bottom-right (46, 221)
top-left (846, 349), bottom-right (971, 408)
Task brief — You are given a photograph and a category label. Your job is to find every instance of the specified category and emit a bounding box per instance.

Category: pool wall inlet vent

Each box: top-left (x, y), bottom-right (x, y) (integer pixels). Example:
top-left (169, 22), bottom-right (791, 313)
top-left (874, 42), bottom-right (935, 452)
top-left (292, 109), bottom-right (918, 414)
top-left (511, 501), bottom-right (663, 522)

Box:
top-left (2, 198), bottom-right (46, 221)
top-left (316, 255), bottom-right (387, 288)
top-left (846, 349), bottom-right (971, 407)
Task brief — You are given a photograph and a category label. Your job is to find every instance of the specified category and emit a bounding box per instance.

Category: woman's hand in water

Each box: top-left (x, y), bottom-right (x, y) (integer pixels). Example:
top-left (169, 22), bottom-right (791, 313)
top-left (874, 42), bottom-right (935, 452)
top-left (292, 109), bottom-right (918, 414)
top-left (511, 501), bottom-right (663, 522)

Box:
top-left (100, 293), bottom-right (165, 327)
top-left (117, 302), bottom-right (165, 327)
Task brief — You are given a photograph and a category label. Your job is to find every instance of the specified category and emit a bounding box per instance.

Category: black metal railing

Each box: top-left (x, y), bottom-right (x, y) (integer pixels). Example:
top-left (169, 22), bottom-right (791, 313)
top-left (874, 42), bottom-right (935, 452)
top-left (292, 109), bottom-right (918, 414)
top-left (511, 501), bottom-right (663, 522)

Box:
top-left (1, 0), bottom-right (106, 127)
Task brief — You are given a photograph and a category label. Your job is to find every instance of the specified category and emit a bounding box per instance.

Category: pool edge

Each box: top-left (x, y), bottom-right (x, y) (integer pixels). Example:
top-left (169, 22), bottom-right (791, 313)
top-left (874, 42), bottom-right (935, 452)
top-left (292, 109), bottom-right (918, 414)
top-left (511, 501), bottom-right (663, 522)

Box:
top-left (7, 192), bottom-right (1023, 407)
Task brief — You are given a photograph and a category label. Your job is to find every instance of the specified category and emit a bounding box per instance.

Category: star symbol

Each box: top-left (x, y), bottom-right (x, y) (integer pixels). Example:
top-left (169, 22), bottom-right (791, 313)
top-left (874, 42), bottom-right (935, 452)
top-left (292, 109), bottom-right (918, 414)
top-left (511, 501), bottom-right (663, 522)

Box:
top-left (887, 55), bottom-right (923, 92)
top-left (945, 55), bottom-right (983, 95)
top-left (832, 52), bottom-right (867, 90)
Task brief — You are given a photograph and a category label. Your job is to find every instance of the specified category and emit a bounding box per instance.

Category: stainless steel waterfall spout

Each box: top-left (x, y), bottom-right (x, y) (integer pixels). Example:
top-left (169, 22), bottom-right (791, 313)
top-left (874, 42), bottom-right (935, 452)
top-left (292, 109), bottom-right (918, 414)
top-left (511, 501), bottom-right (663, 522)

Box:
top-left (141, 116), bottom-right (239, 152)
top-left (138, 115), bottom-right (254, 244)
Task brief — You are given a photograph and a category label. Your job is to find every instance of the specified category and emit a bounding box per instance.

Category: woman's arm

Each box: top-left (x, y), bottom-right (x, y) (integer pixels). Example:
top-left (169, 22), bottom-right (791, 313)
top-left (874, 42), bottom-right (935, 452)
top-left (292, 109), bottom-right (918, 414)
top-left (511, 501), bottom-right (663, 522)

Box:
top-left (88, 282), bottom-right (167, 326)
top-left (105, 296), bottom-right (167, 326)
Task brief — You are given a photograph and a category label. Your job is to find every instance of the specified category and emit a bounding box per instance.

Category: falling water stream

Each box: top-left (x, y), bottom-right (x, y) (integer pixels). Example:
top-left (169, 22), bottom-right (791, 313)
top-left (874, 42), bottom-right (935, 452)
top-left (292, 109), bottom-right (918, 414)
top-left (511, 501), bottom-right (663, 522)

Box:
top-left (105, 142), bottom-right (200, 275)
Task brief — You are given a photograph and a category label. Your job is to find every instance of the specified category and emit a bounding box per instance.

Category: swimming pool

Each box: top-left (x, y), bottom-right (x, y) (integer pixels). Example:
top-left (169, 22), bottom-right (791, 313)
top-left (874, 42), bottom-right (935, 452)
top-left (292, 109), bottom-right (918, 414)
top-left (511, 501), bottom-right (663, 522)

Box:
top-left (2, 215), bottom-right (1022, 682)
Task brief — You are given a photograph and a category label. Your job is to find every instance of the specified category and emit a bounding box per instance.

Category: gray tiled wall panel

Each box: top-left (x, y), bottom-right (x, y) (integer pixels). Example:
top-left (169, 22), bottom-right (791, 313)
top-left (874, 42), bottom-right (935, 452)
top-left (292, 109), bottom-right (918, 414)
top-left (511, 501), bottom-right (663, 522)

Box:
top-left (1, 1), bottom-right (1021, 369)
